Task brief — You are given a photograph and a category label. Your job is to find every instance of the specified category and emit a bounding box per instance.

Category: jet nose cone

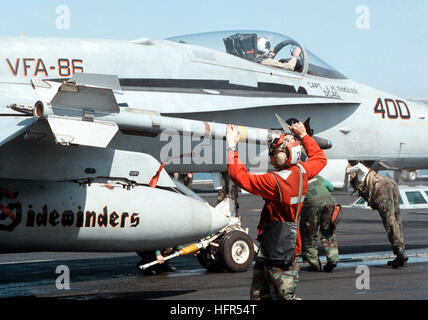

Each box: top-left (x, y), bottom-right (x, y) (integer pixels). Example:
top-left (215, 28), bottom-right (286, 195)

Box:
top-left (208, 206), bottom-right (230, 235)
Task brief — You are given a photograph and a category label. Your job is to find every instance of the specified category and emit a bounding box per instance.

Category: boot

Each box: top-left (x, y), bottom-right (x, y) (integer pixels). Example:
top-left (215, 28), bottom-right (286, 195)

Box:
top-left (323, 262), bottom-right (337, 273)
top-left (305, 258), bottom-right (321, 272)
top-left (387, 250), bottom-right (408, 268)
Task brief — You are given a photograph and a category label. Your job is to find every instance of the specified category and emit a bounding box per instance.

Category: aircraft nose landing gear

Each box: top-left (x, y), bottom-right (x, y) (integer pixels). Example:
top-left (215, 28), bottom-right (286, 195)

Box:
top-left (197, 228), bottom-right (255, 273)
top-left (197, 175), bottom-right (255, 273)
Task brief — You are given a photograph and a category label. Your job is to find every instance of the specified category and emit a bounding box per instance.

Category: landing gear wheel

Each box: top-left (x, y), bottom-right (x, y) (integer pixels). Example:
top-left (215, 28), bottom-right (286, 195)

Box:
top-left (219, 231), bottom-right (254, 272)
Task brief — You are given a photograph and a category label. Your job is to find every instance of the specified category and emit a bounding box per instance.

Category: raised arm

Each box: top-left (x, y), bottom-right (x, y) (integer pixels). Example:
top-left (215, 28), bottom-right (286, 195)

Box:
top-left (226, 124), bottom-right (278, 201)
top-left (299, 135), bottom-right (327, 179)
top-left (227, 150), bottom-right (278, 201)
top-left (288, 122), bottom-right (327, 179)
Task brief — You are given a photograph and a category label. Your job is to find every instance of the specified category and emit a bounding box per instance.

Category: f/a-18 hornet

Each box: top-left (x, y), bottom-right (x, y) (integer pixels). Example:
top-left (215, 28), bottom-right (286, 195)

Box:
top-left (0, 30), bottom-right (426, 271)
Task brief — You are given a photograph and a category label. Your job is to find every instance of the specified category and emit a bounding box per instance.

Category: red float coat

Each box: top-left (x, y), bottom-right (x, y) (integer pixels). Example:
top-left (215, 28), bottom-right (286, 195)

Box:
top-left (227, 135), bottom-right (327, 256)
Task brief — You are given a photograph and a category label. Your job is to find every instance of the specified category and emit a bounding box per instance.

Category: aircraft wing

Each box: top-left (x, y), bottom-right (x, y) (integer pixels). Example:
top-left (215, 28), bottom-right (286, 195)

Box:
top-left (30, 75), bottom-right (120, 148)
top-left (0, 73), bottom-right (123, 150)
top-left (0, 89), bottom-right (37, 147)
top-left (0, 78), bottom-right (182, 188)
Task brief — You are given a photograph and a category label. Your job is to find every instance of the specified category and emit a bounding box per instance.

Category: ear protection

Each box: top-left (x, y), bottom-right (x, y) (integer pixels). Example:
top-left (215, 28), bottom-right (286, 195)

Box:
top-left (275, 150), bottom-right (288, 166)
top-left (269, 135), bottom-right (303, 167)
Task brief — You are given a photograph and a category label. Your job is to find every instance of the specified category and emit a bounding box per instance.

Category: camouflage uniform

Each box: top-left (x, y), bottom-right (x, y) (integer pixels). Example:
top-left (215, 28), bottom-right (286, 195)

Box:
top-left (300, 175), bottom-right (342, 271)
top-left (350, 170), bottom-right (407, 266)
top-left (177, 173), bottom-right (193, 188)
top-left (250, 256), bottom-right (300, 300)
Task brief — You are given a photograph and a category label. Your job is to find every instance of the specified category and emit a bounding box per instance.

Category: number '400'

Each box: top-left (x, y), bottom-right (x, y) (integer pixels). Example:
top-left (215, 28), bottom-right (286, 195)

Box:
top-left (374, 98), bottom-right (410, 119)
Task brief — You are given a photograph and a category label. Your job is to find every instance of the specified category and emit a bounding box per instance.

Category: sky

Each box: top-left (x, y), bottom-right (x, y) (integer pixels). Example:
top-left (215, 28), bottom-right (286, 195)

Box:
top-left (0, 0), bottom-right (427, 98)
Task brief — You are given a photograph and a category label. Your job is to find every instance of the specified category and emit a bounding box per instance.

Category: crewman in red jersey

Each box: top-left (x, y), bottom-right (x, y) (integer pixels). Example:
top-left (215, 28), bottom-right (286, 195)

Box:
top-left (226, 122), bottom-right (326, 300)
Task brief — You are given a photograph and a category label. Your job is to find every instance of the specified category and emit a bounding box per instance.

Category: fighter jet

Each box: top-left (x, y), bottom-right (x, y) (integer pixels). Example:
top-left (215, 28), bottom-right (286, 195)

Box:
top-left (1, 30), bottom-right (425, 177)
top-left (0, 29), bottom-right (425, 270)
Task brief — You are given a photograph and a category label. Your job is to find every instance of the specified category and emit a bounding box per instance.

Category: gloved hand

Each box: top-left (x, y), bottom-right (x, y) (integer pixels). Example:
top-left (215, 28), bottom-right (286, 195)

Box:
top-left (226, 124), bottom-right (241, 149)
top-left (289, 122), bottom-right (307, 139)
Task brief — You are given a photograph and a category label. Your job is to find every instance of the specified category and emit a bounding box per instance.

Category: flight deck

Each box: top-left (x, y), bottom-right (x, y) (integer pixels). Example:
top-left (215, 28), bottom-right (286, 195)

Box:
top-left (1, 189), bottom-right (428, 300)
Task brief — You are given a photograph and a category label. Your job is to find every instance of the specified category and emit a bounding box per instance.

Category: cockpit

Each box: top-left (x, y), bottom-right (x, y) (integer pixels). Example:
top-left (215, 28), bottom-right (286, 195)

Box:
top-left (167, 30), bottom-right (346, 79)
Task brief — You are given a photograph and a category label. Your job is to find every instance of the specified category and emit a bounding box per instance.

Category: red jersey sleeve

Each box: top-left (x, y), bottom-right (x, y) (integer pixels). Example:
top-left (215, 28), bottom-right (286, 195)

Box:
top-left (300, 135), bottom-right (327, 179)
top-left (227, 150), bottom-right (279, 201)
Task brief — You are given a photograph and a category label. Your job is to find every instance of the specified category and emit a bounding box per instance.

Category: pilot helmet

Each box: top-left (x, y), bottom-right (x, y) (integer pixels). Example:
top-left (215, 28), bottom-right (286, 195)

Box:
top-left (269, 134), bottom-right (302, 167)
top-left (257, 37), bottom-right (271, 55)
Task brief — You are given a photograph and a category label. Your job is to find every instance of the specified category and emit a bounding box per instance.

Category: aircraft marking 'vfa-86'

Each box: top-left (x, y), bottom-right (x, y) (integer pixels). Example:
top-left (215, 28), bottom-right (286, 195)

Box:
top-left (0, 30), bottom-right (426, 270)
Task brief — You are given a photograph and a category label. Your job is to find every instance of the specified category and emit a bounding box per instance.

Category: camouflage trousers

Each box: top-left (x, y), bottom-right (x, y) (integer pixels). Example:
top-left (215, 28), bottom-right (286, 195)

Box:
top-left (376, 184), bottom-right (405, 254)
top-left (250, 256), bottom-right (300, 300)
top-left (300, 204), bottom-right (341, 268)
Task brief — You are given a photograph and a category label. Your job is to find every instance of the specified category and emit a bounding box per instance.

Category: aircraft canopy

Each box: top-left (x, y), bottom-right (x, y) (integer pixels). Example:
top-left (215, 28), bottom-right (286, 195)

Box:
top-left (168, 30), bottom-right (346, 79)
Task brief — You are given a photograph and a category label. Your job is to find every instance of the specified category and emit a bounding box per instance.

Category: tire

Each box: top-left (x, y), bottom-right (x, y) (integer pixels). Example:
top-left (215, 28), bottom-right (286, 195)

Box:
top-left (219, 231), bottom-right (254, 272)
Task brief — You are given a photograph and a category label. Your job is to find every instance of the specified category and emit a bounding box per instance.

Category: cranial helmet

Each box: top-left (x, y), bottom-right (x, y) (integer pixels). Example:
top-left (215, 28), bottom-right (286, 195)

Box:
top-left (269, 134), bottom-right (303, 167)
top-left (257, 37), bottom-right (271, 55)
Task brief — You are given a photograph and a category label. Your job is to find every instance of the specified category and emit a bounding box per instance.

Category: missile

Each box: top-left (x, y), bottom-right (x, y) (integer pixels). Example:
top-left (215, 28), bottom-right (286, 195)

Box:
top-left (33, 101), bottom-right (279, 148)
top-left (30, 76), bottom-right (332, 150)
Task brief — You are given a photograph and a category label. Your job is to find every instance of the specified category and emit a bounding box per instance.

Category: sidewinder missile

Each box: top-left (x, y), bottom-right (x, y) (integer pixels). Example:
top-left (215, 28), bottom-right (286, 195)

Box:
top-left (30, 77), bottom-right (331, 149)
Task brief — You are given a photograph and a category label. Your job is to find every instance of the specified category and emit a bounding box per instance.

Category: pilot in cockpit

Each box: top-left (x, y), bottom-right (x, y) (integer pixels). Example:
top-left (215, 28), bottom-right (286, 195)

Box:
top-left (256, 37), bottom-right (301, 71)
